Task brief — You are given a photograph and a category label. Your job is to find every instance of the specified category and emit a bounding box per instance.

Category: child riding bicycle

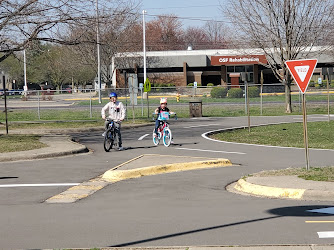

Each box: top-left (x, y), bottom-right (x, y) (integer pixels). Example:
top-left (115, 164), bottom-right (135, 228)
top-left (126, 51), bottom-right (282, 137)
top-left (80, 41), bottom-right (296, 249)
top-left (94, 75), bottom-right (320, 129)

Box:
top-left (154, 97), bottom-right (175, 137)
top-left (101, 92), bottom-right (126, 151)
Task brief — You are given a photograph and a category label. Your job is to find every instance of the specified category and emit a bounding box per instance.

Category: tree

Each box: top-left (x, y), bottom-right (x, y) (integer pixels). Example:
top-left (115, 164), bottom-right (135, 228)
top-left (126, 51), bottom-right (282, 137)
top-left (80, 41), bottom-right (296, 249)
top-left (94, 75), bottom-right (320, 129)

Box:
top-left (0, 0), bottom-right (139, 87)
top-left (224, 0), bottom-right (334, 113)
top-left (204, 20), bottom-right (230, 49)
top-left (146, 15), bottom-right (184, 51)
top-left (183, 27), bottom-right (209, 50)
top-left (64, 3), bottom-right (140, 87)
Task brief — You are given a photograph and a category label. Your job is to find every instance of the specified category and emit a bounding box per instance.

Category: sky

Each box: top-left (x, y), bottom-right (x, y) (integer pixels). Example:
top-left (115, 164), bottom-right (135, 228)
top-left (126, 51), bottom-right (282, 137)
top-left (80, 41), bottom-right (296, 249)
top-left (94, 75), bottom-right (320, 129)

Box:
top-left (140, 0), bottom-right (226, 28)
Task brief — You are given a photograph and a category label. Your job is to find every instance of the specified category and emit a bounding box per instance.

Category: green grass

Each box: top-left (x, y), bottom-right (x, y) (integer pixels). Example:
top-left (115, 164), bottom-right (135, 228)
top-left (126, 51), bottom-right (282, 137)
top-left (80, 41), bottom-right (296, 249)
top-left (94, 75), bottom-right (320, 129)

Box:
top-left (211, 121), bottom-right (334, 149)
top-left (0, 135), bottom-right (46, 153)
top-left (253, 167), bottom-right (334, 182)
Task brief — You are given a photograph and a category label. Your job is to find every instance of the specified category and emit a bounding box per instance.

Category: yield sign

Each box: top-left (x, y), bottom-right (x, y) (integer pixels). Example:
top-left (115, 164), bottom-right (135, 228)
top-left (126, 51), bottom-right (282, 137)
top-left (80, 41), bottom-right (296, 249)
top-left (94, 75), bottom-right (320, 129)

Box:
top-left (285, 59), bottom-right (318, 93)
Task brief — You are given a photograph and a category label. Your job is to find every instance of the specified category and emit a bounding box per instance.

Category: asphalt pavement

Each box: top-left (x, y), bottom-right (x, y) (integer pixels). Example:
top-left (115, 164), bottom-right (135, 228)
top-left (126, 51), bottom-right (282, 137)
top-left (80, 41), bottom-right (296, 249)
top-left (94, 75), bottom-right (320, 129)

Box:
top-left (1, 124), bottom-right (334, 249)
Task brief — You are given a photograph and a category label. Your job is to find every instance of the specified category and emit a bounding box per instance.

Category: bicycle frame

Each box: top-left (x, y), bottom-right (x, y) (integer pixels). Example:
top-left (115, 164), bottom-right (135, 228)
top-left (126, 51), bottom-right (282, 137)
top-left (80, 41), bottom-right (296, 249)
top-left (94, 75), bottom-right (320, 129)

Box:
top-left (103, 119), bottom-right (118, 152)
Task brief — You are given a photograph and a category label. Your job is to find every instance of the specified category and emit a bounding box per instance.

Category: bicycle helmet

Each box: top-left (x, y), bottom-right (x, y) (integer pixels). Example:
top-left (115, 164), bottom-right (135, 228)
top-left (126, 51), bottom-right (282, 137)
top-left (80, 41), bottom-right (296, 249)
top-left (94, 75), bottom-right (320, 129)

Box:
top-left (109, 92), bottom-right (117, 98)
top-left (160, 97), bottom-right (167, 104)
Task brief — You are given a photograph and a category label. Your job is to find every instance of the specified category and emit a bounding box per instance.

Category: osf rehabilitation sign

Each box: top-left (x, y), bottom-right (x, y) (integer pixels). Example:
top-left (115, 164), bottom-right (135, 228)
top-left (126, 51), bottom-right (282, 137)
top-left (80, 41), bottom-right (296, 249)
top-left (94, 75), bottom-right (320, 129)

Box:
top-left (285, 59), bottom-right (318, 93)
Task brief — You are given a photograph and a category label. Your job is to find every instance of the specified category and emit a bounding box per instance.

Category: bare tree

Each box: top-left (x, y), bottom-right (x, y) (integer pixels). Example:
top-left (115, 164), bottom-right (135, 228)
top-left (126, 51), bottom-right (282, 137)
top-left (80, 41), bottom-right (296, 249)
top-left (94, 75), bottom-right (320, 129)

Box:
top-left (224, 0), bottom-right (334, 113)
top-left (183, 27), bottom-right (209, 50)
top-left (64, 2), bottom-right (140, 87)
top-left (204, 20), bottom-right (230, 49)
top-left (0, 0), bottom-right (140, 88)
top-left (146, 15), bottom-right (184, 51)
top-left (0, 0), bottom-right (96, 63)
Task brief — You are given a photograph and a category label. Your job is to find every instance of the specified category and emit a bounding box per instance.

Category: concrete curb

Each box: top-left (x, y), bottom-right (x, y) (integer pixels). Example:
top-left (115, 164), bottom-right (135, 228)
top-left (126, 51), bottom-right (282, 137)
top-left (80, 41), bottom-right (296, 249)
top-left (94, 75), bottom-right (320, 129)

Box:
top-left (234, 179), bottom-right (306, 200)
top-left (102, 158), bottom-right (233, 182)
top-left (234, 178), bottom-right (334, 201)
top-left (0, 135), bottom-right (89, 162)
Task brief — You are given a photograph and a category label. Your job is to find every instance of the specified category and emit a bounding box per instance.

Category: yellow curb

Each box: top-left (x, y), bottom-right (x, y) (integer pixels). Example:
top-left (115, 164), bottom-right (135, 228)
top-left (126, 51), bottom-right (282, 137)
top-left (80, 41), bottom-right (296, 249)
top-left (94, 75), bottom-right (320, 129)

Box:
top-left (68, 185), bottom-right (105, 191)
top-left (234, 179), bottom-right (305, 199)
top-left (102, 158), bottom-right (232, 182)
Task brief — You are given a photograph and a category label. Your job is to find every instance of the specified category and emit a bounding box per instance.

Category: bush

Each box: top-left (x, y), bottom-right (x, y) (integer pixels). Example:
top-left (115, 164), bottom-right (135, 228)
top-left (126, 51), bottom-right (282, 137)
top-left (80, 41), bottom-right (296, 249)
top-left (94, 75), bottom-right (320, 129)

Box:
top-left (188, 83), bottom-right (194, 86)
top-left (207, 83), bottom-right (214, 87)
top-left (315, 83), bottom-right (321, 89)
top-left (247, 86), bottom-right (260, 98)
top-left (228, 88), bottom-right (243, 98)
top-left (210, 86), bottom-right (228, 98)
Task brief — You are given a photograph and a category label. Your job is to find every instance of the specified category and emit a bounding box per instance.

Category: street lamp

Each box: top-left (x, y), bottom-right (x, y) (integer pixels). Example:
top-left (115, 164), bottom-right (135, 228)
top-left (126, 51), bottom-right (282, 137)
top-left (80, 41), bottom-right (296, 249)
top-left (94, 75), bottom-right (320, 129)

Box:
top-left (23, 49), bottom-right (28, 94)
top-left (143, 10), bottom-right (147, 84)
top-left (96, 0), bottom-right (102, 103)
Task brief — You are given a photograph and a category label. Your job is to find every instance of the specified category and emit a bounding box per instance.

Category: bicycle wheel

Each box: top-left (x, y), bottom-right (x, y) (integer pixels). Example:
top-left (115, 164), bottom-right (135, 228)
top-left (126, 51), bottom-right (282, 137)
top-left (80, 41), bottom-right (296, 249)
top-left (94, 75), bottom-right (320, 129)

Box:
top-left (163, 127), bottom-right (172, 147)
top-left (152, 129), bottom-right (160, 145)
top-left (103, 129), bottom-right (114, 152)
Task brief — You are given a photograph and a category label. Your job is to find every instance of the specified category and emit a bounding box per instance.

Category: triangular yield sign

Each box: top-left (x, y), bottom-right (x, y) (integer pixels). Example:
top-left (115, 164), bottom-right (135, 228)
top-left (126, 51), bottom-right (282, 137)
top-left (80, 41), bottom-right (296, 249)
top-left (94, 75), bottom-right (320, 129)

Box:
top-left (285, 59), bottom-right (318, 93)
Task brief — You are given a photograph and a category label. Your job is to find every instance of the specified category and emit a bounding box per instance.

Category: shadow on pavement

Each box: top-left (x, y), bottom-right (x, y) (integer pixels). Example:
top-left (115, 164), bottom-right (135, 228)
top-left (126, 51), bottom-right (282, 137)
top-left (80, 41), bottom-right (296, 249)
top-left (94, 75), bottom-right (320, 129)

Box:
top-left (268, 205), bottom-right (334, 217)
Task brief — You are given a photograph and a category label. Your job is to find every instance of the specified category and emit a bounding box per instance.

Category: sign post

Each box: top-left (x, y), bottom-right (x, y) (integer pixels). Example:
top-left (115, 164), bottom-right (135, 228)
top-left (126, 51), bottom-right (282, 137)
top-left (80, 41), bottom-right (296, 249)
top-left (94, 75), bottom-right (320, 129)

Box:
top-left (285, 59), bottom-right (318, 170)
top-left (144, 78), bottom-right (151, 118)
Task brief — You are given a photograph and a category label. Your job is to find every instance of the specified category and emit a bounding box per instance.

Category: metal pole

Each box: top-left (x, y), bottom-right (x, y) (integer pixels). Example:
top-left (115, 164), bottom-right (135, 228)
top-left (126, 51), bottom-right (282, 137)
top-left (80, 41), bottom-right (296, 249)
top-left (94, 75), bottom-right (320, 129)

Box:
top-left (143, 10), bottom-right (147, 84)
top-left (23, 49), bottom-right (28, 96)
top-left (302, 94), bottom-right (310, 170)
top-left (327, 70), bottom-right (330, 123)
top-left (244, 81), bottom-right (247, 114)
top-left (89, 89), bottom-right (92, 118)
top-left (141, 88), bottom-right (143, 116)
top-left (96, 0), bottom-right (102, 104)
top-left (246, 81), bottom-right (250, 133)
top-left (2, 75), bottom-right (8, 134)
top-left (37, 90), bottom-right (40, 120)
top-left (260, 71), bottom-right (263, 115)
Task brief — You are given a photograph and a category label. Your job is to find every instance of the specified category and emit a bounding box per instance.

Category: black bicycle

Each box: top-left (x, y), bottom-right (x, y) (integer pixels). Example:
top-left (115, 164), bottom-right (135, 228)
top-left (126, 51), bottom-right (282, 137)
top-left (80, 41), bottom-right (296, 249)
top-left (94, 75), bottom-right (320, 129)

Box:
top-left (103, 119), bottom-right (119, 152)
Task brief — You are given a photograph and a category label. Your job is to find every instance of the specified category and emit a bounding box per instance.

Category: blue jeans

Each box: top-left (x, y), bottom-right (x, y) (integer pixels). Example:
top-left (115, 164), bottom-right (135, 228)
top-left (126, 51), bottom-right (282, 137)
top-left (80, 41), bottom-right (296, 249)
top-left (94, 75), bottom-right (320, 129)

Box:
top-left (105, 120), bottom-right (122, 147)
top-left (154, 120), bottom-right (163, 134)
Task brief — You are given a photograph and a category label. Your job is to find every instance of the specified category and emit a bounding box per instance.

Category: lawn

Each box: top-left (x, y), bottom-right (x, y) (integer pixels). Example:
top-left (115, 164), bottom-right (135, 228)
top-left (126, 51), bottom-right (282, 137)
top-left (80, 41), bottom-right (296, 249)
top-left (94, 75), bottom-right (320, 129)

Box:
top-left (211, 120), bottom-right (334, 149)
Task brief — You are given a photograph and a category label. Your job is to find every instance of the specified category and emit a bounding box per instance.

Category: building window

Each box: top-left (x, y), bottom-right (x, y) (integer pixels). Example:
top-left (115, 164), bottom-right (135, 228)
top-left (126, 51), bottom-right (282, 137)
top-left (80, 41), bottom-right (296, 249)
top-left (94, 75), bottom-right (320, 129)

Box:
top-left (226, 65), bottom-right (254, 84)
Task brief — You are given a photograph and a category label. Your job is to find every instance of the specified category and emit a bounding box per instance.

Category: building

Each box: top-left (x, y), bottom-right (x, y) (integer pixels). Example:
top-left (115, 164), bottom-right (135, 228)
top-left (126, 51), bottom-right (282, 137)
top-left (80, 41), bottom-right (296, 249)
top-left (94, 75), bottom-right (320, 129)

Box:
top-left (111, 47), bottom-right (334, 89)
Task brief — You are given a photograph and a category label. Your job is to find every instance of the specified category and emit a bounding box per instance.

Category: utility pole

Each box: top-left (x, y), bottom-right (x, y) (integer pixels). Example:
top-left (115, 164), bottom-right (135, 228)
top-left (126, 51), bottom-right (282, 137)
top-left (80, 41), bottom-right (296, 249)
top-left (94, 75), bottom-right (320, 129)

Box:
top-left (96, 0), bottom-right (102, 103)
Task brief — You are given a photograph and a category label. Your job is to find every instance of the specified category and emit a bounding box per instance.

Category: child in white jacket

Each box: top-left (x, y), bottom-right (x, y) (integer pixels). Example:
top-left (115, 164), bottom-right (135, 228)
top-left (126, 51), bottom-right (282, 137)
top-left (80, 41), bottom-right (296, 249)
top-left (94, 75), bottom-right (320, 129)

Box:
top-left (101, 92), bottom-right (126, 150)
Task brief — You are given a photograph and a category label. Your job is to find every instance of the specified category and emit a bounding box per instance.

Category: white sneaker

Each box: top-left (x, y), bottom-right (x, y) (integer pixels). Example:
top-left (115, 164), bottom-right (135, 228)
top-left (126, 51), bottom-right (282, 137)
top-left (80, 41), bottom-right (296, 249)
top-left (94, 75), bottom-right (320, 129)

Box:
top-left (102, 132), bottom-right (106, 137)
top-left (118, 147), bottom-right (124, 151)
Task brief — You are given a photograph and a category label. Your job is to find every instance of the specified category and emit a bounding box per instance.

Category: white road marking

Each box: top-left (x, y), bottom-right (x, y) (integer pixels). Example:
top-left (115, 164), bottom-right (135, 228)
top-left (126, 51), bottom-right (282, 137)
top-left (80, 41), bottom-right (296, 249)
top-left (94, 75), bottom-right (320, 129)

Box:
top-left (0, 183), bottom-right (79, 188)
top-left (318, 231), bottom-right (334, 238)
top-left (176, 147), bottom-right (246, 155)
top-left (138, 134), bottom-right (150, 140)
top-left (183, 124), bottom-right (220, 129)
top-left (307, 207), bottom-right (334, 215)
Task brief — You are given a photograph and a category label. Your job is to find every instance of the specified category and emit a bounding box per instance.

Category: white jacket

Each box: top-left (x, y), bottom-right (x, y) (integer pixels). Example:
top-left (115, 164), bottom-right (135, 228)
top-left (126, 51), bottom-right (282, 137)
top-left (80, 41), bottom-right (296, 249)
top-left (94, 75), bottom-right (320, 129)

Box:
top-left (101, 101), bottom-right (126, 122)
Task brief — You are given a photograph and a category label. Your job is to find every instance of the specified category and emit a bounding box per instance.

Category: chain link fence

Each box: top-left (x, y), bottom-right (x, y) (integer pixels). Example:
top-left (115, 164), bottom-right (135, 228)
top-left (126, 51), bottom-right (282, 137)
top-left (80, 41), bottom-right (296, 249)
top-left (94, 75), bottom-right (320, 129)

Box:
top-left (1, 83), bottom-right (334, 124)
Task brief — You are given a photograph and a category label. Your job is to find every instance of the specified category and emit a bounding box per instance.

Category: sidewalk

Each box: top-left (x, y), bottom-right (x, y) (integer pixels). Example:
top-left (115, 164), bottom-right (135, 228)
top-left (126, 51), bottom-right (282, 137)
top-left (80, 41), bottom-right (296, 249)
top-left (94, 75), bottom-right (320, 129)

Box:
top-left (231, 175), bottom-right (334, 202)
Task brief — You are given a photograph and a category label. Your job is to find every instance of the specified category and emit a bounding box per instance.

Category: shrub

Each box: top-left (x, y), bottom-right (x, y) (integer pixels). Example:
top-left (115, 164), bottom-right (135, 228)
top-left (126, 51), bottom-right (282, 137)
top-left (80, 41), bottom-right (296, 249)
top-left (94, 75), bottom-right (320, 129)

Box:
top-left (228, 88), bottom-right (243, 98)
top-left (247, 86), bottom-right (260, 98)
top-left (207, 83), bottom-right (214, 87)
top-left (315, 83), bottom-right (321, 89)
top-left (210, 86), bottom-right (228, 98)
top-left (188, 83), bottom-right (194, 86)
